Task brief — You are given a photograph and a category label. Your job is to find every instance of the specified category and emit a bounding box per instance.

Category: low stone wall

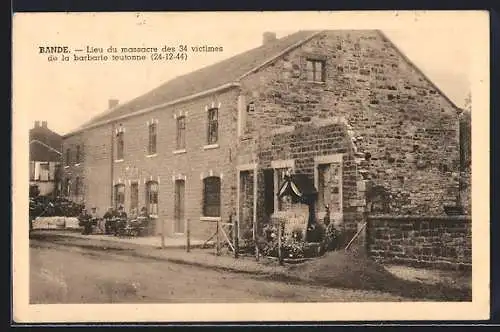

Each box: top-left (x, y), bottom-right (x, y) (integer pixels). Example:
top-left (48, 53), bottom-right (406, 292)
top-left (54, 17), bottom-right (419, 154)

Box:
top-left (367, 215), bottom-right (471, 270)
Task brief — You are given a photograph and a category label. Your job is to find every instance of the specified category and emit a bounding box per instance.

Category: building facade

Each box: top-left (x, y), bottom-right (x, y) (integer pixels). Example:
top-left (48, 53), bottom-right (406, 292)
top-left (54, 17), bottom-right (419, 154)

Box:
top-left (29, 121), bottom-right (63, 197)
top-left (62, 30), bottom-right (465, 242)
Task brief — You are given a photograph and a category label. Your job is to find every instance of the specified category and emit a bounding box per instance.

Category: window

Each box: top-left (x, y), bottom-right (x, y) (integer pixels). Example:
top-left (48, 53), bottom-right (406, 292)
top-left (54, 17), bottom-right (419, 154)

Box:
top-left (146, 181), bottom-right (159, 216)
top-left (116, 131), bottom-right (124, 160)
top-left (114, 184), bottom-right (125, 209)
top-left (207, 108), bottom-right (218, 145)
top-left (203, 176), bottom-right (221, 217)
top-left (275, 168), bottom-right (290, 211)
top-left (65, 148), bottom-right (71, 166)
top-left (148, 123), bottom-right (157, 155)
top-left (76, 145), bottom-right (81, 164)
top-left (64, 178), bottom-right (71, 197)
top-left (176, 116), bottom-right (186, 149)
top-left (305, 59), bottom-right (325, 82)
top-left (75, 177), bottom-right (81, 196)
top-left (38, 162), bottom-right (50, 181)
top-left (130, 182), bottom-right (139, 211)
top-left (30, 161), bottom-right (35, 180)
top-left (317, 163), bottom-right (342, 213)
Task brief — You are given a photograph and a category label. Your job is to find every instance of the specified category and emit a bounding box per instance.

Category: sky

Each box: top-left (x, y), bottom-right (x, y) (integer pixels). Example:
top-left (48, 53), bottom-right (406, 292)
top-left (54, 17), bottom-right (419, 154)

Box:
top-left (14, 12), bottom-right (480, 135)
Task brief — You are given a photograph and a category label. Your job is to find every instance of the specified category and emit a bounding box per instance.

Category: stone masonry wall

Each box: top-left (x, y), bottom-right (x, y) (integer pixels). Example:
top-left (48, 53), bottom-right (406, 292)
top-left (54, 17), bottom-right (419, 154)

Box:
top-left (240, 30), bottom-right (461, 216)
top-left (367, 215), bottom-right (472, 269)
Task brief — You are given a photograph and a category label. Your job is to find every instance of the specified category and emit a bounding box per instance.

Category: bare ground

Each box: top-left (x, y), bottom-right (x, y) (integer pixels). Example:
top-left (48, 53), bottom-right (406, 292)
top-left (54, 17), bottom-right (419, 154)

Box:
top-left (30, 240), bottom-right (414, 304)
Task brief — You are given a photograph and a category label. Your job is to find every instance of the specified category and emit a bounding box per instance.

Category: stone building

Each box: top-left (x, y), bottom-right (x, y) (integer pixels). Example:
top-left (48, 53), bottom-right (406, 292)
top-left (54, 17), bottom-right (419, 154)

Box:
top-left (62, 30), bottom-right (464, 242)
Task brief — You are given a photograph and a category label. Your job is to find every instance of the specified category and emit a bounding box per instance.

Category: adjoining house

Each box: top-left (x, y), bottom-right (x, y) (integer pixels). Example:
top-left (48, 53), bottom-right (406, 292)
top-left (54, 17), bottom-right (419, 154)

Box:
top-left (29, 121), bottom-right (63, 197)
top-left (62, 30), bottom-right (470, 262)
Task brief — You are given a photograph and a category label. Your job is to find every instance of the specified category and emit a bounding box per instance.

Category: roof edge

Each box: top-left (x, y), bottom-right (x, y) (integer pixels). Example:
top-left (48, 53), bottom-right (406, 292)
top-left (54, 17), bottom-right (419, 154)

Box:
top-left (238, 30), bottom-right (324, 80)
top-left (376, 30), bottom-right (461, 113)
top-left (63, 82), bottom-right (241, 138)
top-left (30, 139), bottom-right (62, 155)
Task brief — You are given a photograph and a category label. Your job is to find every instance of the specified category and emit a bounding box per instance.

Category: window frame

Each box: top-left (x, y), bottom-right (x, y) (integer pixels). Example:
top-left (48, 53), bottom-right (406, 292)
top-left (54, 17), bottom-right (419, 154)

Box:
top-left (145, 181), bottom-right (159, 217)
top-left (202, 176), bottom-right (221, 218)
top-left (75, 145), bottom-right (81, 164)
top-left (65, 148), bottom-right (71, 166)
top-left (305, 58), bottom-right (326, 83)
top-left (130, 182), bottom-right (139, 211)
top-left (148, 122), bottom-right (157, 155)
top-left (207, 108), bottom-right (219, 145)
top-left (38, 162), bottom-right (50, 181)
top-left (176, 115), bottom-right (186, 150)
top-left (114, 183), bottom-right (125, 209)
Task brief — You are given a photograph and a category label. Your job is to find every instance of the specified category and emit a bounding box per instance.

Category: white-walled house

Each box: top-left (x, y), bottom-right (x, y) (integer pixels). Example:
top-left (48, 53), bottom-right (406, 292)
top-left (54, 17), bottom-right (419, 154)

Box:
top-left (29, 121), bottom-right (63, 197)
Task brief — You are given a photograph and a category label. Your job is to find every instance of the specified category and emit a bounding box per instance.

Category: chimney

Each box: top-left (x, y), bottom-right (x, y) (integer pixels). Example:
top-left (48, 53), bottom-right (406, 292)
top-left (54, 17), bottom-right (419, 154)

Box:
top-left (41, 121), bottom-right (47, 128)
top-left (108, 99), bottom-right (119, 109)
top-left (34, 121), bottom-right (40, 128)
top-left (262, 32), bottom-right (277, 45)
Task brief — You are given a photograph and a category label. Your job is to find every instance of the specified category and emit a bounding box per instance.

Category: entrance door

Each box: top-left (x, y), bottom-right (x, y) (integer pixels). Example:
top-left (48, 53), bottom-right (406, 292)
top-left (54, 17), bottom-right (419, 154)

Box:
top-left (317, 162), bottom-right (342, 218)
top-left (174, 180), bottom-right (185, 233)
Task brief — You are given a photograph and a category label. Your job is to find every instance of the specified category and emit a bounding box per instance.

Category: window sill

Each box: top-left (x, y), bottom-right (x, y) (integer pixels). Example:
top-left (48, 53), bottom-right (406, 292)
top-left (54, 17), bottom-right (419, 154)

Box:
top-left (173, 149), bottom-right (186, 155)
top-left (146, 153), bottom-right (158, 158)
top-left (114, 159), bottom-right (124, 163)
top-left (306, 81), bottom-right (326, 85)
top-left (203, 144), bottom-right (219, 150)
top-left (200, 216), bottom-right (221, 222)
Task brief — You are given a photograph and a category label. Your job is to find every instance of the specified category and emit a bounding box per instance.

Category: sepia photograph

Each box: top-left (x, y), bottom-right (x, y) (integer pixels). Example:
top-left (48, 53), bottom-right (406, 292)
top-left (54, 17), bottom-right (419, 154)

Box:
top-left (12, 11), bottom-right (489, 323)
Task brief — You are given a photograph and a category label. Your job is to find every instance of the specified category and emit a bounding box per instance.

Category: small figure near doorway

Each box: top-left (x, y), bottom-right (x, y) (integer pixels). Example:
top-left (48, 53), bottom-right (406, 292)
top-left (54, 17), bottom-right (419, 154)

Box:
top-left (78, 208), bottom-right (92, 235)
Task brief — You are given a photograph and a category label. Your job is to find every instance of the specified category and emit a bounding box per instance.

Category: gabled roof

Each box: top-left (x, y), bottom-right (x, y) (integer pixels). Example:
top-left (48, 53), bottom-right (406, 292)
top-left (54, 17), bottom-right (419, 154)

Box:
top-left (67, 29), bottom-right (461, 137)
top-left (68, 30), bottom-right (321, 135)
top-left (30, 140), bottom-right (62, 162)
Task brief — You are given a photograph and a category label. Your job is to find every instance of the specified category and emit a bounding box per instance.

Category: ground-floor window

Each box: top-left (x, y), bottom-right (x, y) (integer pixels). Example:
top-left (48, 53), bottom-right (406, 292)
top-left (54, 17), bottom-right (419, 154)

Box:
top-left (130, 182), bottom-right (139, 211)
top-left (114, 184), bottom-right (125, 209)
top-left (203, 176), bottom-right (221, 217)
top-left (146, 181), bottom-right (159, 217)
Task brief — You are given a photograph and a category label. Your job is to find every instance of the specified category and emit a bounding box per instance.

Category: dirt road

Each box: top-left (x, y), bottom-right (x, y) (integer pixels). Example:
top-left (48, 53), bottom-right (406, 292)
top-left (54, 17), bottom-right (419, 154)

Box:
top-left (30, 240), bottom-right (410, 303)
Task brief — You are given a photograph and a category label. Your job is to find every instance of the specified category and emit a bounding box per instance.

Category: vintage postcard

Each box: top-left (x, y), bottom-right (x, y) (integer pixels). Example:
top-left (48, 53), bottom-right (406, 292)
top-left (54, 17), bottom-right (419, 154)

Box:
top-left (12, 11), bottom-right (490, 323)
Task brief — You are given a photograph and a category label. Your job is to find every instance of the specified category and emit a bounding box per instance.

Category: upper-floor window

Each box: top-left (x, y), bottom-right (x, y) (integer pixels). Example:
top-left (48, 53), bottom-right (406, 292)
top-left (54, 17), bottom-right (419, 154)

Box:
top-left (207, 108), bottom-right (218, 145)
top-left (76, 145), bottom-right (81, 164)
top-left (148, 122), bottom-right (157, 155)
top-left (114, 184), bottom-right (125, 209)
top-left (65, 148), bottom-right (71, 166)
top-left (116, 131), bottom-right (124, 160)
top-left (305, 59), bottom-right (325, 82)
top-left (130, 182), bottom-right (139, 211)
top-left (64, 178), bottom-right (71, 197)
top-left (203, 176), bottom-right (221, 218)
top-left (176, 116), bottom-right (186, 149)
